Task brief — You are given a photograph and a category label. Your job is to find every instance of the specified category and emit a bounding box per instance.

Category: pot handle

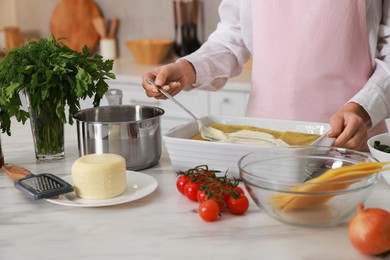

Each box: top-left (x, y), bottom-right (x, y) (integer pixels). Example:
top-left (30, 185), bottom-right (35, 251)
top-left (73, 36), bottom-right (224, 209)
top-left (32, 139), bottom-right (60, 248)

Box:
top-left (105, 89), bottom-right (123, 105)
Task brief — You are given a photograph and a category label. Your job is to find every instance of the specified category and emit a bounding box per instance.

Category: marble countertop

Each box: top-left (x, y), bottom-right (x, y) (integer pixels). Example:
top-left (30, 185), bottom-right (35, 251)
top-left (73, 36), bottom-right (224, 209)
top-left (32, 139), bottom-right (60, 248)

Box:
top-left (1, 120), bottom-right (389, 260)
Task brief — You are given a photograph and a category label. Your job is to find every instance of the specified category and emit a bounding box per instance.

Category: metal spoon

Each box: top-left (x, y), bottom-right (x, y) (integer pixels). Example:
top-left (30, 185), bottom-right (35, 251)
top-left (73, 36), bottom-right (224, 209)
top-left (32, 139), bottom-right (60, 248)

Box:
top-left (147, 80), bottom-right (313, 146)
top-left (147, 79), bottom-right (226, 141)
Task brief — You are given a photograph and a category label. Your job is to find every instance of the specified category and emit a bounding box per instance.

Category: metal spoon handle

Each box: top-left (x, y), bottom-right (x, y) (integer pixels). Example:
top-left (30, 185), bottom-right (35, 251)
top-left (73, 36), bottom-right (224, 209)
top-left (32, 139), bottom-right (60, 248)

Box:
top-left (147, 79), bottom-right (198, 121)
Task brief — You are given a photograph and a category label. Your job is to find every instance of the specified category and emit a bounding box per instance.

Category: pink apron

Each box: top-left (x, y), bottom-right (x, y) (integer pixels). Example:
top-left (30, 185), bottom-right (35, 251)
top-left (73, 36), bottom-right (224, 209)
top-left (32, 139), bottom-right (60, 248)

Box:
top-left (248, 0), bottom-right (387, 145)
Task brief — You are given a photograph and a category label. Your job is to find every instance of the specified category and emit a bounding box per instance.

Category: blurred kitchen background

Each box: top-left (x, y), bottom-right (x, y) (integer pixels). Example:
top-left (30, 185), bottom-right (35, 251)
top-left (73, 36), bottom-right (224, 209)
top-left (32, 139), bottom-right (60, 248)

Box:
top-left (0, 0), bottom-right (250, 134)
top-left (0, 0), bottom-right (222, 59)
top-left (2, 0), bottom-right (388, 132)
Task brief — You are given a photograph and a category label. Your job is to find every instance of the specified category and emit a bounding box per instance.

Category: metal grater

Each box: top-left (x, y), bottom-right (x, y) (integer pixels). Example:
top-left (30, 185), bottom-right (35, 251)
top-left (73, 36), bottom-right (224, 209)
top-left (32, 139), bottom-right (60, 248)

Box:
top-left (14, 173), bottom-right (74, 200)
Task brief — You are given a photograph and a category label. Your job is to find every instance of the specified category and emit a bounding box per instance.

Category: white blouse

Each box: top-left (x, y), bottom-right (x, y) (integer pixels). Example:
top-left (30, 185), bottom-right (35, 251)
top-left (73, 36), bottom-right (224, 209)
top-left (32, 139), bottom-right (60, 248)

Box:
top-left (184, 0), bottom-right (390, 128)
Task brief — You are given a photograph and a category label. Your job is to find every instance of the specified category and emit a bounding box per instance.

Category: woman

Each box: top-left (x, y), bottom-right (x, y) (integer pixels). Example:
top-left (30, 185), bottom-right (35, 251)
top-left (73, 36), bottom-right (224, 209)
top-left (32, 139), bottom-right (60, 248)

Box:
top-left (142, 0), bottom-right (390, 151)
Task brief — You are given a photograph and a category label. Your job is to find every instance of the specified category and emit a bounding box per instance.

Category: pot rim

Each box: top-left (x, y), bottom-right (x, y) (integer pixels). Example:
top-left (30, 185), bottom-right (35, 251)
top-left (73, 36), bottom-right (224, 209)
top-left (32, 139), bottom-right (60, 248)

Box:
top-left (73, 105), bottom-right (165, 124)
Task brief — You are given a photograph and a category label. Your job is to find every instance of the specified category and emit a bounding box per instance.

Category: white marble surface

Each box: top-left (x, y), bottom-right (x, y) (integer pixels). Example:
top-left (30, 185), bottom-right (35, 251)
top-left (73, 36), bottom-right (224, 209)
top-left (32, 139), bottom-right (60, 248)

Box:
top-left (1, 120), bottom-right (390, 260)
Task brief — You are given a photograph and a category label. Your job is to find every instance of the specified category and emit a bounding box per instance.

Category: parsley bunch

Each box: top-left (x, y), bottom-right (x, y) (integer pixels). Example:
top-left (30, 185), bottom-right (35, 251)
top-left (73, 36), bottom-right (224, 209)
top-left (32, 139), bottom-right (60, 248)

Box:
top-left (0, 35), bottom-right (115, 135)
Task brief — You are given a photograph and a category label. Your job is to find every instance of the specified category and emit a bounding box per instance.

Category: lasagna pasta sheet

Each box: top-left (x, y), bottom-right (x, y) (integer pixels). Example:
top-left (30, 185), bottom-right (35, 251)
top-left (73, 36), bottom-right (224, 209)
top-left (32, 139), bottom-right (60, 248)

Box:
top-left (192, 123), bottom-right (320, 146)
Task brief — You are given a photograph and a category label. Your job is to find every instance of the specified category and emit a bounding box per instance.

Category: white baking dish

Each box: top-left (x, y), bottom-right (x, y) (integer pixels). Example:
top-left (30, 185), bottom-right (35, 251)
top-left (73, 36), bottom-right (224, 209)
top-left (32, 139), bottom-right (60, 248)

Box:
top-left (163, 116), bottom-right (331, 178)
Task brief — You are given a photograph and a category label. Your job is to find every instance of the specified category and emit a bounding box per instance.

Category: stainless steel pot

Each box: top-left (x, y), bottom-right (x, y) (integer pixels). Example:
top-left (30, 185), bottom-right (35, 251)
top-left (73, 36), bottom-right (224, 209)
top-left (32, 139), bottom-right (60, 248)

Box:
top-left (73, 105), bottom-right (165, 171)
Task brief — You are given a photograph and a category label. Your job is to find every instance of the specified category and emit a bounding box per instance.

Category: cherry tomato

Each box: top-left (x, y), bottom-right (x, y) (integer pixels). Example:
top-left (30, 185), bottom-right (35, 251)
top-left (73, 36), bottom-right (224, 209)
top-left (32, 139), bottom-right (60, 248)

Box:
top-left (176, 175), bottom-right (190, 194)
top-left (184, 182), bottom-right (201, 201)
top-left (198, 199), bottom-right (220, 222)
top-left (233, 186), bottom-right (245, 195)
top-left (197, 189), bottom-right (207, 202)
top-left (221, 185), bottom-right (231, 204)
top-left (197, 189), bottom-right (226, 211)
top-left (228, 194), bottom-right (249, 215)
top-left (216, 197), bottom-right (227, 211)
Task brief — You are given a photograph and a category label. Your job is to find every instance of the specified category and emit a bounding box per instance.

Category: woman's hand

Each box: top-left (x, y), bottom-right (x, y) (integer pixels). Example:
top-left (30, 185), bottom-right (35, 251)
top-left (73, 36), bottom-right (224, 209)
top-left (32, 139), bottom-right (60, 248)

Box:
top-left (142, 59), bottom-right (196, 99)
top-left (328, 102), bottom-right (371, 151)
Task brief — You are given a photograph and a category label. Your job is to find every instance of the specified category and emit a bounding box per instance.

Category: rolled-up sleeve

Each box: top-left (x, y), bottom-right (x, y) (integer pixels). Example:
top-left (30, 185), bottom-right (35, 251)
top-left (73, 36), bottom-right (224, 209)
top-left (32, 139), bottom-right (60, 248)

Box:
top-left (350, 0), bottom-right (390, 128)
top-left (181, 0), bottom-right (252, 91)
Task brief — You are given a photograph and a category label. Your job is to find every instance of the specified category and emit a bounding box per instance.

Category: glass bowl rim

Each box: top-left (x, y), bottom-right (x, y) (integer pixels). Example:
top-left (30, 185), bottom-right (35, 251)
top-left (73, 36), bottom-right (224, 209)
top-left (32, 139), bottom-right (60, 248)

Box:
top-left (238, 146), bottom-right (380, 193)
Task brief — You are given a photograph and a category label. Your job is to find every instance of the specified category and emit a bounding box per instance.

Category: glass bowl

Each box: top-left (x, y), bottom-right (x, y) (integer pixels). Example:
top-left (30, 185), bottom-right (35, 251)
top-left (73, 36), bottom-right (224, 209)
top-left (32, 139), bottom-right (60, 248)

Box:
top-left (238, 146), bottom-right (380, 227)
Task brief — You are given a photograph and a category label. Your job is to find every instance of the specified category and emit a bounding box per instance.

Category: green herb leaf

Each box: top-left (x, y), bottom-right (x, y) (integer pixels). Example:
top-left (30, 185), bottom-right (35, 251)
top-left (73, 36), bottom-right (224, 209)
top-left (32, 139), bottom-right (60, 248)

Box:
top-left (0, 35), bottom-right (116, 135)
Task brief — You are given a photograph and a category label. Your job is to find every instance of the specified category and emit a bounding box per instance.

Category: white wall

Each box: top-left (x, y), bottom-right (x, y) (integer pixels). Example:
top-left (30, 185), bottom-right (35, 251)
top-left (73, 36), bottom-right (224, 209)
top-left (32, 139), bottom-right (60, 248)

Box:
top-left (0, 0), bottom-right (17, 27)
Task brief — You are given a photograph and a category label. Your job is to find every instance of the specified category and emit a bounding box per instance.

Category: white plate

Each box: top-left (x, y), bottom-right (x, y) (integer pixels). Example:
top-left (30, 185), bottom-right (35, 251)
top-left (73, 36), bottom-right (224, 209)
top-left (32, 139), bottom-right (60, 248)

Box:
top-left (46, 171), bottom-right (158, 207)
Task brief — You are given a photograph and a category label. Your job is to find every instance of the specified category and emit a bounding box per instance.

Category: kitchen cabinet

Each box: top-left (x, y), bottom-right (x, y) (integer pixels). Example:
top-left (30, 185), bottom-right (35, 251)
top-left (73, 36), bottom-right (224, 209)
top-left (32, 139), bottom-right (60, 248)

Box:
top-left (209, 90), bottom-right (250, 117)
top-left (99, 58), bottom-right (251, 133)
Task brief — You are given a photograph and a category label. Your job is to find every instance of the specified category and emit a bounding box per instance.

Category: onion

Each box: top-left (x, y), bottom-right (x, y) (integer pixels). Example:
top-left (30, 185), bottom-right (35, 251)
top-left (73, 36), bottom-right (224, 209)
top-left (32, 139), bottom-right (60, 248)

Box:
top-left (348, 203), bottom-right (390, 256)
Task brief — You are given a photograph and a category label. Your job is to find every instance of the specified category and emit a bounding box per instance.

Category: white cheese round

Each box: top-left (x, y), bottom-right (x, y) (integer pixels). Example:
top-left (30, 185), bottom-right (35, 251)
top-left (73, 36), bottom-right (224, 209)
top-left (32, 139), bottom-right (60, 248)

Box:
top-left (72, 153), bottom-right (127, 199)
